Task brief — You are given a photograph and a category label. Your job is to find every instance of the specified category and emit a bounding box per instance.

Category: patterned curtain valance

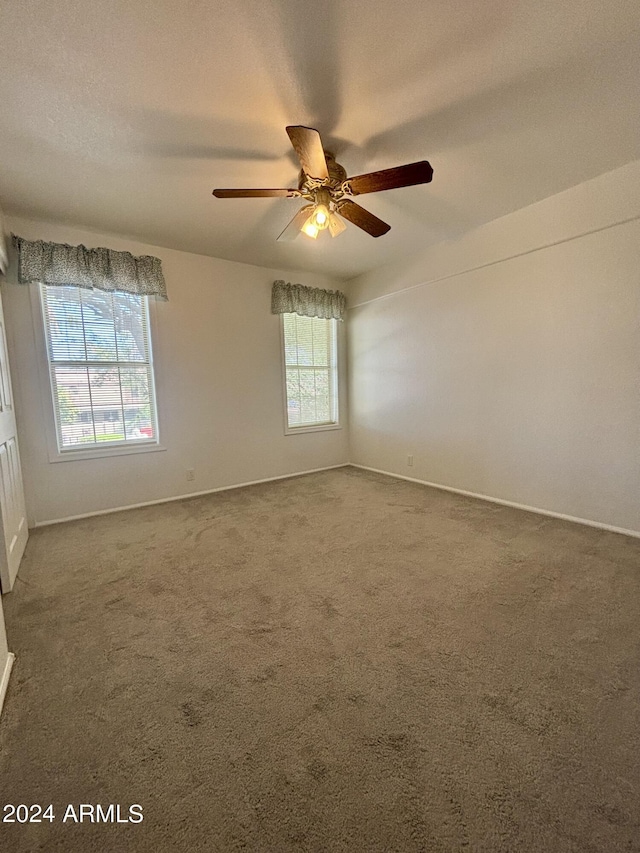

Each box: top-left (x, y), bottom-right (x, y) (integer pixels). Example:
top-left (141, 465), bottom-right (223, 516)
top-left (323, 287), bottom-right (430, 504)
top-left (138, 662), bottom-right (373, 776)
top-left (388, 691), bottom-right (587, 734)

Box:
top-left (12, 235), bottom-right (168, 300)
top-left (271, 280), bottom-right (346, 321)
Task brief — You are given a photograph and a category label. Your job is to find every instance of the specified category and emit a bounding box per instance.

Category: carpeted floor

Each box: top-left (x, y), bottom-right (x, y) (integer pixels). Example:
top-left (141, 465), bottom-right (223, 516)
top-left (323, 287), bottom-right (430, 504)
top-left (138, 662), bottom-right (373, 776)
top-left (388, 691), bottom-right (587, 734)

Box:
top-left (1, 466), bottom-right (640, 852)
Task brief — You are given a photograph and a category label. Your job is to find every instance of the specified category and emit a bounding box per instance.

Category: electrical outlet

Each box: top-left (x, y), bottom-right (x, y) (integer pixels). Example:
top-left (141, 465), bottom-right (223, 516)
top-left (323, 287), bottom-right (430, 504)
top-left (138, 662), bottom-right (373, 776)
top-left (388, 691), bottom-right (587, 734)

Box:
top-left (186, 468), bottom-right (195, 482)
top-left (407, 455), bottom-right (414, 467)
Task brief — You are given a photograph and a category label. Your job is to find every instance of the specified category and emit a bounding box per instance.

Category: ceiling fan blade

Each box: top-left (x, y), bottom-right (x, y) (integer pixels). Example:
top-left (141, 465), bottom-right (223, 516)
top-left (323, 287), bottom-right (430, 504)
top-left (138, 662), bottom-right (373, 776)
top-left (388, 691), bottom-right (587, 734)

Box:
top-left (286, 126), bottom-right (329, 180)
top-left (212, 188), bottom-right (298, 198)
top-left (337, 200), bottom-right (390, 237)
top-left (276, 206), bottom-right (313, 242)
top-left (348, 161), bottom-right (433, 195)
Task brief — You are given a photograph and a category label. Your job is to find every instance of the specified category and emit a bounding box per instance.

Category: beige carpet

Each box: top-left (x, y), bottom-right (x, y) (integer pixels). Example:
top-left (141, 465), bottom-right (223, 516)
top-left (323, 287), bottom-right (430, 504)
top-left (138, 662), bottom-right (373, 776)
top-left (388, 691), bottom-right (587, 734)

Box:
top-left (1, 467), bottom-right (640, 852)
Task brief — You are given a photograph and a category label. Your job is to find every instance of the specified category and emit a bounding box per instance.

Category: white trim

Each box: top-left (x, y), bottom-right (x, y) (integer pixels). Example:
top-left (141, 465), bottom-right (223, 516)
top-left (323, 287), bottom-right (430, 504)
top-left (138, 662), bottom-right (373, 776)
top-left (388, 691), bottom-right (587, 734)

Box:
top-left (351, 464), bottom-right (640, 540)
top-left (33, 463), bottom-right (351, 527)
top-left (0, 203), bottom-right (8, 275)
top-left (285, 423), bottom-right (342, 436)
top-left (49, 443), bottom-right (166, 463)
top-left (0, 652), bottom-right (15, 718)
top-left (347, 213), bottom-right (640, 310)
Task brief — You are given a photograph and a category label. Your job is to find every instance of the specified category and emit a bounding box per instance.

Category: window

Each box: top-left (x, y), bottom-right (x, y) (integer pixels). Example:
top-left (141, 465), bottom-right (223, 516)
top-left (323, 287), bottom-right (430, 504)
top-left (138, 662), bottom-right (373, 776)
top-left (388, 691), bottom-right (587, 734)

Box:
top-left (282, 312), bottom-right (339, 432)
top-left (40, 285), bottom-right (159, 453)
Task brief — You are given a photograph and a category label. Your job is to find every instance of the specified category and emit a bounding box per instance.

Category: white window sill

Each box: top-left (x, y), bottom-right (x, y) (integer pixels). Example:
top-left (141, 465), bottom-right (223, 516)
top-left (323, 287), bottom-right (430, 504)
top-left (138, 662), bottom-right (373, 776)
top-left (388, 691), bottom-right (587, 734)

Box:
top-left (285, 423), bottom-right (342, 436)
top-left (49, 443), bottom-right (166, 464)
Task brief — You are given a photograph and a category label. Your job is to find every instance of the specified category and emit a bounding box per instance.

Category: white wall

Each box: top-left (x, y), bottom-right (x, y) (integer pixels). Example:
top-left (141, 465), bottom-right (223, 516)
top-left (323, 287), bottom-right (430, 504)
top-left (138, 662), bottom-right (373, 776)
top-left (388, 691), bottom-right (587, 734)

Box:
top-left (3, 216), bottom-right (348, 525)
top-left (346, 160), bottom-right (640, 535)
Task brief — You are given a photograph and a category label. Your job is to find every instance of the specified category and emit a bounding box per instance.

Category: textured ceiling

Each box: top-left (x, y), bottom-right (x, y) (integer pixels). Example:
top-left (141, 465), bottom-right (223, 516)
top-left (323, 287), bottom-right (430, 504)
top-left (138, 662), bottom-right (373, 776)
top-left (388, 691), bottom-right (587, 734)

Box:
top-left (1, 0), bottom-right (639, 280)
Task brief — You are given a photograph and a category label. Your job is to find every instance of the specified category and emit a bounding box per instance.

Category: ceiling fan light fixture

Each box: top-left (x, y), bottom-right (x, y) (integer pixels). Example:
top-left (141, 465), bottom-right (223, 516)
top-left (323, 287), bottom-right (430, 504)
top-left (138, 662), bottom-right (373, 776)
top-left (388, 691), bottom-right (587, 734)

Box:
top-left (328, 211), bottom-right (347, 238)
top-left (310, 203), bottom-right (330, 229)
top-left (301, 214), bottom-right (320, 239)
top-left (301, 187), bottom-right (332, 236)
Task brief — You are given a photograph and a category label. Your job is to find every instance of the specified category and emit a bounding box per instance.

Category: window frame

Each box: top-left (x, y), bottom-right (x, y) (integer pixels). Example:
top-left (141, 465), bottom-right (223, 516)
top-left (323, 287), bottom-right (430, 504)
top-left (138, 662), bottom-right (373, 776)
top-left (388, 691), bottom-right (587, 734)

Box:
top-left (31, 283), bottom-right (165, 463)
top-left (279, 312), bottom-right (341, 435)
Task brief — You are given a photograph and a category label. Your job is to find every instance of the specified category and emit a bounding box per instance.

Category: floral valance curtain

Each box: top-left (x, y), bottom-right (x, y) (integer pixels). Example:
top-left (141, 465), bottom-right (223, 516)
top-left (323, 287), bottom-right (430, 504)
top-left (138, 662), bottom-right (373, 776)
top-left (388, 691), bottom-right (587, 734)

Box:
top-left (12, 235), bottom-right (168, 300)
top-left (271, 280), bottom-right (346, 321)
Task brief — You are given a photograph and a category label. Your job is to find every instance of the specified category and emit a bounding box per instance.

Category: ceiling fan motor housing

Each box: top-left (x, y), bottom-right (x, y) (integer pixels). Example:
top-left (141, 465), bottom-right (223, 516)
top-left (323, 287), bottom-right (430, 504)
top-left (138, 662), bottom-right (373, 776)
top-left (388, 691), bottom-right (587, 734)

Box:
top-left (298, 152), bottom-right (347, 193)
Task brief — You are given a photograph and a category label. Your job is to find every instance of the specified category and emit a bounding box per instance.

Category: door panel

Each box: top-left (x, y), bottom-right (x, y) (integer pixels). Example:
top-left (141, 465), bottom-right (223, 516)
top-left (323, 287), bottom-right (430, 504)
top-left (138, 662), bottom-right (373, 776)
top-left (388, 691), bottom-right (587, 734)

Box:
top-left (0, 290), bottom-right (28, 592)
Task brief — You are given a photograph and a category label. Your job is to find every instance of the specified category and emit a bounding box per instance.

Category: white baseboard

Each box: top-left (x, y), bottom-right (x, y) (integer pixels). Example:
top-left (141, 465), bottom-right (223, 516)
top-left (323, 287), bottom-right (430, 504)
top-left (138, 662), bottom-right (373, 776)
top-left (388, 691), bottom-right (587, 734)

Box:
top-left (32, 460), bottom-right (640, 539)
top-left (34, 463), bottom-right (351, 527)
top-left (0, 652), bottom-right (15, 718)
top-left (351, 464), bottom-right (640, 540)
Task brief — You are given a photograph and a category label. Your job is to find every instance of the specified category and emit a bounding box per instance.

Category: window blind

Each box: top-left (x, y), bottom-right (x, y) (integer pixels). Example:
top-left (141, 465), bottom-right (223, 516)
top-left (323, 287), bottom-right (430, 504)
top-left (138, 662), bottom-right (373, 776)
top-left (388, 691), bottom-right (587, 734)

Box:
top-left (40, 285), bottom-right (158, 450)
top-left (283, 313), bottom-right (338, 428)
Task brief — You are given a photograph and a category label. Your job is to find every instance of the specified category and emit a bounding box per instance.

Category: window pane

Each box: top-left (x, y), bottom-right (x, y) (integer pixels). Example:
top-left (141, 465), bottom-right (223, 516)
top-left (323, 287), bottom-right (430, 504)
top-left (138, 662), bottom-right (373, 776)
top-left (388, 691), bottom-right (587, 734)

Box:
top-left (88, 368), bottom-right (125, 442)
top-left (298, 368), bottom-right (317, 396)
top-left (53, 366), bottom-right (93, 447)
top-left (46, 287), bottom-right (87, 361)
top-left (315, 397), bottom-right (330, 422)
top-left (295, 323), bottom-right (313, 366)
top-left (311, 320), bottom-right (329, 367)
top-left (300, 396), bottom-right (317, 424)
top-left (315, 371), bottom-right (329, 395)
top-left (114, 292), bottom-right (147, 361)
top-left (120, 367), bottom-right (151, 403)
top-left (125, 404), bottom-right (154, 441)
top-left (82, 291), bottom-right (118, 361)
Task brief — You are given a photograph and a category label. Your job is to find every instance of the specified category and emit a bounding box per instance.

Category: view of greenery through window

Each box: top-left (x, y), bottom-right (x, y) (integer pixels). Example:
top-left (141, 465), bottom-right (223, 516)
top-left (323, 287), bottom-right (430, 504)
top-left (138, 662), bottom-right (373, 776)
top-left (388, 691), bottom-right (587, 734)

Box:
top-left (41, 285), bottom-right (157, 450)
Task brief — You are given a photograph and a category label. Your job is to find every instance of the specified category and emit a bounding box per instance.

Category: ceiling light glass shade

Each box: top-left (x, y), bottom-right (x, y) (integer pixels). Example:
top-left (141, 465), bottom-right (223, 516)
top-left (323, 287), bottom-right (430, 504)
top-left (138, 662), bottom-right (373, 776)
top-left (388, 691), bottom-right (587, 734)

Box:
top-left (310, 203), bottom-right (330, 229)
top-left (328, 212), bottom-right (347, 237)
top-left (301, 214), bottom-right (319, 239)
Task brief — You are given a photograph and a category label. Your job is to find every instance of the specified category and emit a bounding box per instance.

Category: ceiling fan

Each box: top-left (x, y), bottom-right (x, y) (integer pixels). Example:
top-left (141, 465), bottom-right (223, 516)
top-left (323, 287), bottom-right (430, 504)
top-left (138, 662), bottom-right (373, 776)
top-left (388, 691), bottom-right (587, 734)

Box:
top-left (212, 126), bottom-right (433, 241)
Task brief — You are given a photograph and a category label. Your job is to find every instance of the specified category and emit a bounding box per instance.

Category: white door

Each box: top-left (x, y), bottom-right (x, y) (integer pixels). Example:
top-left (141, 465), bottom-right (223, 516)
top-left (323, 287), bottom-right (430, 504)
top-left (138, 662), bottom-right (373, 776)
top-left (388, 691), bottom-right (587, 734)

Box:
top-left (0, 288), bottom-right (27, 592)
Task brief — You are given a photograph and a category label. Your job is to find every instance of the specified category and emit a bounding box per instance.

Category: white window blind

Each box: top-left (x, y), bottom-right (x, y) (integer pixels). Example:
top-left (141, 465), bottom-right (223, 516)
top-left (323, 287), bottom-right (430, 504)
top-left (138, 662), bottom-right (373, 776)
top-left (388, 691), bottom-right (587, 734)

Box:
top-left (282, 313), bottom-right (338, 430)
top-left (40, 284), bottom-right (158, 451)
